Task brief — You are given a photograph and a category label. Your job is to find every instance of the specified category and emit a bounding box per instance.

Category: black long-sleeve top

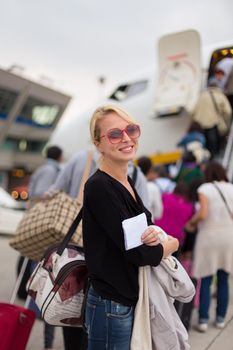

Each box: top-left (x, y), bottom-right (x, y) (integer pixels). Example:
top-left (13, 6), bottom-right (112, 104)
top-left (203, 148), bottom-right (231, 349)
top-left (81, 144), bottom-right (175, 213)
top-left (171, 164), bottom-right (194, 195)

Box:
top-left (82, 169), bottom-right (163, 306)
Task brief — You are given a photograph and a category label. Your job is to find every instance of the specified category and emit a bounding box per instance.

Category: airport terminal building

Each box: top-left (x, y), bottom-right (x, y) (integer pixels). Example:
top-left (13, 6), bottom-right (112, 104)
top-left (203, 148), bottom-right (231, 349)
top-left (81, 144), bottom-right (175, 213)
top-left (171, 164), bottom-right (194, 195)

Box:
top-left (0, 67), bottom-right (71, 198)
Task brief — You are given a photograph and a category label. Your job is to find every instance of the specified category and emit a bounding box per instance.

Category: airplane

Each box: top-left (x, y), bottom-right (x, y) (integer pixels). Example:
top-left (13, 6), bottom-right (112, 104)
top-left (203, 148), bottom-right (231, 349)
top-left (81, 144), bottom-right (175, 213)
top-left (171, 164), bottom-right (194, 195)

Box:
top-left (50, 29), bottom-right (233, 163)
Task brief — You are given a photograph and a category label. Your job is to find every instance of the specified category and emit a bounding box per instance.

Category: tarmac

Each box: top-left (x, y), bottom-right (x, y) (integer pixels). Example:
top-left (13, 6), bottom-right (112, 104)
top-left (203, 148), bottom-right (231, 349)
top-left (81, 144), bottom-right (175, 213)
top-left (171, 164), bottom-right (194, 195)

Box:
top-left (1, 234), bottom-right (233, 350)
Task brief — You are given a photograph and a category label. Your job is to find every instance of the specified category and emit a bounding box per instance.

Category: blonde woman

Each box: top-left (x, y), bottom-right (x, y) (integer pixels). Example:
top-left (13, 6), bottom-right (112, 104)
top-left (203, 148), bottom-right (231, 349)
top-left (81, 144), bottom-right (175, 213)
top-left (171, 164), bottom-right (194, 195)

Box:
top-left (82, 105), bottom-right (179, 350)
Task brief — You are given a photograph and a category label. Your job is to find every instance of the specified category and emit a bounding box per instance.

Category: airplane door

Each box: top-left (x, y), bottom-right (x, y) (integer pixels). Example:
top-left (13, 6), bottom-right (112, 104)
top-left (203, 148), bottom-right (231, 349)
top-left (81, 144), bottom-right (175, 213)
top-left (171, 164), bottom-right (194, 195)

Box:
top-left (155, 29), bottom-right (201, 116)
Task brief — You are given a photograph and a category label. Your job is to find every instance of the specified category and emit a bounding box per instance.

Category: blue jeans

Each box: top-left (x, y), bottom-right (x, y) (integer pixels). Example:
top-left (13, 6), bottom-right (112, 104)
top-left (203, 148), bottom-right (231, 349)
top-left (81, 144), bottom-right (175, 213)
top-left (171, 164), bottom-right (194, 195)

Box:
top-left (85, 286), bottom-right (134, 350)
top-left (199, 269), bottom-right (229, 323)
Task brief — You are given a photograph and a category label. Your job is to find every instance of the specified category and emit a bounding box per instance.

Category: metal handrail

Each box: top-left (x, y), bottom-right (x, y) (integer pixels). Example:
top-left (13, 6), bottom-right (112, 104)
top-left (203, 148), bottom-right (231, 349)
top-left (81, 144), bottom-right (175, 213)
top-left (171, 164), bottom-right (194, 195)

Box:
top-left (222, 121), bottom-right (233, 181)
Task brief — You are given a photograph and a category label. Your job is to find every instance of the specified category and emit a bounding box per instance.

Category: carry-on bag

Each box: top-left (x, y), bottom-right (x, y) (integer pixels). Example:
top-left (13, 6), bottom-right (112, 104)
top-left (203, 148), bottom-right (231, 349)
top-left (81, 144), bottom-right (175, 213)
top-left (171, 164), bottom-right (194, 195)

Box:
top-left (27, 208), bottom-right (88, 327)
top-left (0, 258), bottom-right (36, 350)
top-left (9, 151), bottom-right (93, 261)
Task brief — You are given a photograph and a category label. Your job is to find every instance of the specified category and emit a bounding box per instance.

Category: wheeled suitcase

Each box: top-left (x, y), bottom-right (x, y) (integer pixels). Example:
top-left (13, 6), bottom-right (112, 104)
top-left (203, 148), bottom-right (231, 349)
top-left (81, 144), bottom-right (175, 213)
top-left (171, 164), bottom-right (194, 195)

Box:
top-left (0, 257), bottom-right (36, 350)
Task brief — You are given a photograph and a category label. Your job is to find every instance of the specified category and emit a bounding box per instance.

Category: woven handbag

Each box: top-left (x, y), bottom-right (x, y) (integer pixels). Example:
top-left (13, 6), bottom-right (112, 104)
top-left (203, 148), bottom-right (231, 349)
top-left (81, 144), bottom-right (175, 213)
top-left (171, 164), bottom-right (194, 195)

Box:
top-left (27, 208), bottom-right (88, 327)
top-left (9, 151), bottom-right (93, 261)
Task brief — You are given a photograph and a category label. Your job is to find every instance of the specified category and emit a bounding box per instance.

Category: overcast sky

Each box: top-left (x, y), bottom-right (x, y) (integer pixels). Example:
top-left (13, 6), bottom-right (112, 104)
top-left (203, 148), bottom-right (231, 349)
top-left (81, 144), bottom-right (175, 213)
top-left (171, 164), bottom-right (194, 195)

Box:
top-left (0, 0), bottom-right (232, 122)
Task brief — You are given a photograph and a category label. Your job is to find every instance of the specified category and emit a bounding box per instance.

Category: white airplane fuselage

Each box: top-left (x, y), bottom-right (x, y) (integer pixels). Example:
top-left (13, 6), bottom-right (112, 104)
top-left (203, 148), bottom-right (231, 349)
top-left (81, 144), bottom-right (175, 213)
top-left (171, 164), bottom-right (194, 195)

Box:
top-left (50, 31), bottom-right (233, 161)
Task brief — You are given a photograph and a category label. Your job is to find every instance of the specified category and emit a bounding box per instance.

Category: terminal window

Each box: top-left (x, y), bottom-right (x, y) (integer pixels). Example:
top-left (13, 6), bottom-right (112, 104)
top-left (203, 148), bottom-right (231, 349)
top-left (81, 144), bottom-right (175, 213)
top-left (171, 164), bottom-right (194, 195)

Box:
top-left (0, 86), bottom-right (61, 127)
top-left (19, 97), bottom-right (61, 127)
top-left (0, 87), bottom-right (18, 117)
top-left (0, 138), bottom-right (46, 153)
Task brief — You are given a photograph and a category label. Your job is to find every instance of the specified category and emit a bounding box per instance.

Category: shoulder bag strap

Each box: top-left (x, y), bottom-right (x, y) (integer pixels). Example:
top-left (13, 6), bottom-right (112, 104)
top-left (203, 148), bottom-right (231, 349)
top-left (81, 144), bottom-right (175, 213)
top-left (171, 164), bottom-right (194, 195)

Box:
top-left (57, 208), bottom-right (83, 256)
top-left (131, 165), bottom-right (138, 186)
top-left (212, 182), bottom-right (233, 218)
top-left (209, 89), bottom-right (220, 115)
top-left (76, 151), bottom-right (94, 206)
top-left (57, 151), bottom-right (93, 256)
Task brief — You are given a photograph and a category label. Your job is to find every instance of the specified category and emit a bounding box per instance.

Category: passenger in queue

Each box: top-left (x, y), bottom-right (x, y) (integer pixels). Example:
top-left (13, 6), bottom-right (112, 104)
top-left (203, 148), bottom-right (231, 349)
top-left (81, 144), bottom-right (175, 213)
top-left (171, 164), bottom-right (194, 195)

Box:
top-left (215, 58), bottom-right (233, 110)
top-left (153, 164), bottom-right (176, 194)
top-left (192, 78), bottom-right (232, 157)
top-left (175, 150), bottom-right (206, 185)
top-left (186, 161), bottom-right (233, 332)
top-left (154, 181), bottom-right (193, 256)
top-left (177, 121), bottom-right (206, 149)
top-left (137, 156), bottom-right (163, 221)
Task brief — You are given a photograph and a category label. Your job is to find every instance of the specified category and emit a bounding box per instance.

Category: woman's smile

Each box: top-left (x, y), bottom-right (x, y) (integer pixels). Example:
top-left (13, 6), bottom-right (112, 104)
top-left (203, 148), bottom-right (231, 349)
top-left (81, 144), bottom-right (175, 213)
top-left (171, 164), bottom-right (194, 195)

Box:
top-left (118, 145), bottom-right (134, 153)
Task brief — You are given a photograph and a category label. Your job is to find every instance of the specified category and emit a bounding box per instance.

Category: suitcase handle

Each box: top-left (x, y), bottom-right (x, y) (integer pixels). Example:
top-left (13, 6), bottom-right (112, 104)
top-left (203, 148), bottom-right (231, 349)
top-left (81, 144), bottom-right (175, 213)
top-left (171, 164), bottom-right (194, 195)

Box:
top-left (10, 257), bottom-right (29, 304)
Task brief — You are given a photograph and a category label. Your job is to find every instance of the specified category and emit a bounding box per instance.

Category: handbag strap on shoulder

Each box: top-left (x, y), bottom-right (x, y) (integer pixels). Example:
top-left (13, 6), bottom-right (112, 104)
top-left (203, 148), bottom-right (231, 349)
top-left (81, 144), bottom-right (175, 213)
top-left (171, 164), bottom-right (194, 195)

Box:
top-left (57, 208), bottom-right (83, 256)
top-left (209, 89), bottom-right (220, 115)
top-left (57, 151), bottom-right (93, 256)
top-left (213, 182), bottom-right (233, 218)
top-left (131, 165), bottom-right (138, 186)
top-left (76, 151), bottom-right (94, 205)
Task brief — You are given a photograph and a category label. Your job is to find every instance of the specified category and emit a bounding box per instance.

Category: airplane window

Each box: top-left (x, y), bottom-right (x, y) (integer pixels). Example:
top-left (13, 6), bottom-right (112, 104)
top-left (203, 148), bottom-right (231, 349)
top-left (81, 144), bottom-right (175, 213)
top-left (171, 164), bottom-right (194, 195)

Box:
top-left (127, 81), bottom-right (148, 97)
top-left (110, 85), bottom-right (128, 101)
top-left (109, 80), bottom-right (148, 101)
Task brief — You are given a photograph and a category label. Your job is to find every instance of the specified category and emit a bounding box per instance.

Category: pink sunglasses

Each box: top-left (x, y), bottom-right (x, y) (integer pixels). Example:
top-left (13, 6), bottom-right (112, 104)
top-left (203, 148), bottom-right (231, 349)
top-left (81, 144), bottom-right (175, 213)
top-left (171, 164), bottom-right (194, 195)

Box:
top-left (100, 124), bottom-right (141, 144)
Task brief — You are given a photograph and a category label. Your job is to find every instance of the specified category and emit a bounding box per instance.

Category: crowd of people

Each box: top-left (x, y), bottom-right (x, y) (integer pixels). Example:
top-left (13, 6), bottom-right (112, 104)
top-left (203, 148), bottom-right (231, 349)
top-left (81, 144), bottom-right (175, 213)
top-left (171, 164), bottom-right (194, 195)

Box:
top-left (15, 63), bottom-right (233, 349)
top-left (134, 66), bottom-right (233, 336)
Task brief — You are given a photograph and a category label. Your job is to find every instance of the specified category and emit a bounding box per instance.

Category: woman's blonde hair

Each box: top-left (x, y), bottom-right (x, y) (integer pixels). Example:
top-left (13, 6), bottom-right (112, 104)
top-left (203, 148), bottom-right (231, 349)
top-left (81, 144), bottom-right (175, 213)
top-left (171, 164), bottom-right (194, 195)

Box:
top-left (90, 105), bottom-right (136, 143)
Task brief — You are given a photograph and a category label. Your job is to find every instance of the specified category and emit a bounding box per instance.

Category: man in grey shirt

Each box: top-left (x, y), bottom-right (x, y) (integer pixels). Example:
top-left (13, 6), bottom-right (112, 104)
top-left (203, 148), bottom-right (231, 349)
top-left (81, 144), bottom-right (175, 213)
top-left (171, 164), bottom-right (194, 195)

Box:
top-left (27, 145), bottom-right (63, 350)
top-left (29, 146), bottom-right (63, 202)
